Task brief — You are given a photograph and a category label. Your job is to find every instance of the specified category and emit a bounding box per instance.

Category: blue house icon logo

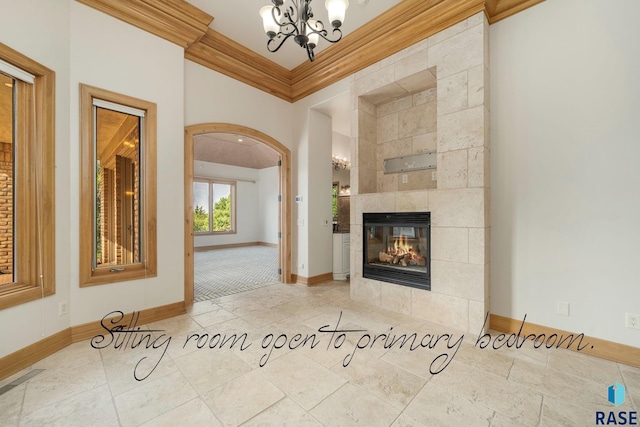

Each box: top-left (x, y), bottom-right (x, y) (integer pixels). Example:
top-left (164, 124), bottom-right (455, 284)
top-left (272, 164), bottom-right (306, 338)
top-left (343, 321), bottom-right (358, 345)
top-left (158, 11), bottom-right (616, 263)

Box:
top-left (608, 382), bottom-right (626, 407)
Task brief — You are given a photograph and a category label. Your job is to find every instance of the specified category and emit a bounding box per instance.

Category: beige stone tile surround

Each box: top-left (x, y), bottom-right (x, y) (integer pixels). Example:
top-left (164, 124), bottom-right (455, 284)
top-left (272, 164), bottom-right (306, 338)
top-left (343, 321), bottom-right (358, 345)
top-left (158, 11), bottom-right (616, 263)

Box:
top-left (350, 12), bottom-right (491, 333)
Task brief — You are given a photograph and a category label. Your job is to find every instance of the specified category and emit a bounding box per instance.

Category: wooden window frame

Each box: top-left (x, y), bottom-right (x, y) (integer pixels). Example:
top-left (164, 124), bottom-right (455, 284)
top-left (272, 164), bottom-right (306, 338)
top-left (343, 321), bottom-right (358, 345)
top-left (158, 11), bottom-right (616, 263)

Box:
top-left (0, 42), bottom-right (56, 310)
top-left (193, 178), bottom-right (236, 235)
top-left (79, 84), bottom-right (157, 287)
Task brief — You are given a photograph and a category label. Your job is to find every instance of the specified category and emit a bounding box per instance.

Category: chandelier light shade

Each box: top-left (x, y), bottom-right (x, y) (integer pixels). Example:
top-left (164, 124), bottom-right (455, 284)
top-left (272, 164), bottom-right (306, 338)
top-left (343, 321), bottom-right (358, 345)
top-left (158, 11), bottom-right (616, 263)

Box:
top-left (259, 0), bottom-right (349, 62)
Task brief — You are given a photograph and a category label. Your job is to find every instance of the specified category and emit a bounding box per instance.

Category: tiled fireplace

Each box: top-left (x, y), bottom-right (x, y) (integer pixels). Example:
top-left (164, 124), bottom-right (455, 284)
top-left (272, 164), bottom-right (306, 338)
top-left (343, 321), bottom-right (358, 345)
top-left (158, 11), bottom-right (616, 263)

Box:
top-left (350, 12), bottom-right (490, 333)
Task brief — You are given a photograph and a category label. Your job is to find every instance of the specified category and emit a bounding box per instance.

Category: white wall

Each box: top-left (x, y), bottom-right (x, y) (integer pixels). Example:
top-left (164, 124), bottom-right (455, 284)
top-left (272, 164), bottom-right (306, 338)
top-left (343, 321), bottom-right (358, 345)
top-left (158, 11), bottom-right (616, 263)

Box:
top-left (491, 0), bottom-right (640, 346)
top-left (68, 2), bottom-right (185, 325)
top-left (0, 0), bottom-right (71, 356)
top-left (306, 110), bottom-right (333, 277)
top-left (292, 79), bottom-right (350, 278)
top-left (259, 166), bottom-right (280, 245)
top-left (183, 61), bottom-right (298, 268)
top-left (332, 131), bottom-right (350, 162)
top-left (193, 161), bottom-right (260, 247)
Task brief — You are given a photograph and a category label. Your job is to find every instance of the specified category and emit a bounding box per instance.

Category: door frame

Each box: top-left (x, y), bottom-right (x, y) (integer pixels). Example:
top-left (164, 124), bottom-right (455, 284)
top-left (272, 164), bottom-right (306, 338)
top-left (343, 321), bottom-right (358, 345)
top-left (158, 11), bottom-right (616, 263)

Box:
top-left (184, 123), bottom-right (292, 305)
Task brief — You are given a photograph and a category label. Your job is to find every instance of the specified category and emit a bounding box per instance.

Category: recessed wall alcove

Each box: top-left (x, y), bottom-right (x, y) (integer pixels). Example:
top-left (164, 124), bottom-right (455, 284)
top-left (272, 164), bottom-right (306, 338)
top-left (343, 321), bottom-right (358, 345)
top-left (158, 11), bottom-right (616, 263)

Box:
top-left (350, 12), bottom-right (490, 333)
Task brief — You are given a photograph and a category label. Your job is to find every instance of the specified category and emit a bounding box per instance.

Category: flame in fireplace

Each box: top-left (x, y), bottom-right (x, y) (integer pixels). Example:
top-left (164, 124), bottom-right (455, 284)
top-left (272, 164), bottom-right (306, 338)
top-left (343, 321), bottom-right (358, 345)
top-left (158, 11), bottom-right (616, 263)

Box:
top-left (379, 233), bottom-right (426, 267)
top-left (391, 234), bottom-right (413, 255)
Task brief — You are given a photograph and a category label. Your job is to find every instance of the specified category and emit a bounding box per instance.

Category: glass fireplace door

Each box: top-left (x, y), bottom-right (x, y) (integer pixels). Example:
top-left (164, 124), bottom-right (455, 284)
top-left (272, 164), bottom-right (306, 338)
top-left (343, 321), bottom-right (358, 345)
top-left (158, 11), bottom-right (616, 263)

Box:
top-left (363, 212), bottom-right (430, 290)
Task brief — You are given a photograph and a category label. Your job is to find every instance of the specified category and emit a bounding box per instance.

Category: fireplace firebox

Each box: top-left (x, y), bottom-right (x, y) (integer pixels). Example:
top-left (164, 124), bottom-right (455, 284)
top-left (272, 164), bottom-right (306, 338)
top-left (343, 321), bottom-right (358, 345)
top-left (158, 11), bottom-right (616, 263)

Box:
top-left (363, 212), bottom-right (430, 290)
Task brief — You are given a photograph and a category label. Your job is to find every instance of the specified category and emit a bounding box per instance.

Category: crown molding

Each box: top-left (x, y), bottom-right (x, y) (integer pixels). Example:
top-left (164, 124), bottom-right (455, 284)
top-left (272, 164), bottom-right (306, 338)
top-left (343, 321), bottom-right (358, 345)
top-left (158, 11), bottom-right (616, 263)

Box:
top-left (485, 0), bottom-right (545, 24)
top-left (290, 0), bottom-right (484, 101)
top-left (76, 0), bottom-right (544, 102)
top-left (185, 30), bottom-right (293, 102)
top-left (75, 0), bottom-right (213, 48)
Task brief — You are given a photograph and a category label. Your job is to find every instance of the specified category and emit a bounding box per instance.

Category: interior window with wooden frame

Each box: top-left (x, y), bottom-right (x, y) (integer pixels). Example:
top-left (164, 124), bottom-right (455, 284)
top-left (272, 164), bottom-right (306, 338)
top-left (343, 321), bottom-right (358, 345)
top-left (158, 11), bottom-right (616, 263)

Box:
top-left (0, 43), bottom-right (55, 310)
top-left (79, 84), bottom-right (156, 287)
top-left (193, 178), bottom-right (236, 235)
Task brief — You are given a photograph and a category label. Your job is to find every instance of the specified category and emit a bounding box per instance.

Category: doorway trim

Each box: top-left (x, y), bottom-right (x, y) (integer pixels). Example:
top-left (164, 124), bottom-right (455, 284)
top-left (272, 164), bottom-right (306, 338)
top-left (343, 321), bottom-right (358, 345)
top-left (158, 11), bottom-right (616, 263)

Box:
top-left (184, 123), bottom-right (292, 305)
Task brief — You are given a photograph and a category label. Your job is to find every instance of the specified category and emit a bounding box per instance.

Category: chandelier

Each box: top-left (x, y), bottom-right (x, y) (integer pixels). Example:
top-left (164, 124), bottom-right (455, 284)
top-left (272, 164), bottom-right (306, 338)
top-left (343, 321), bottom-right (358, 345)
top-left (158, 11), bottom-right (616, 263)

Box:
top-left (259, 0), bottom-right (349, 62)
top-left (332, 156), bottom-right (350, 170)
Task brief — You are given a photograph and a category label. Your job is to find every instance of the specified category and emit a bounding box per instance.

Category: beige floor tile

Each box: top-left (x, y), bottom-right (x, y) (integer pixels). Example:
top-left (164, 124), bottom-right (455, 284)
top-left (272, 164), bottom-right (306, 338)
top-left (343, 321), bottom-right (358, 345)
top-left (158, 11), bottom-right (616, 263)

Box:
top-left (490, 412), bottom-right (536, 427)
top-left (404, 381), bottom-right (494, 427)
top-left (508, 358), bottom-right (612, 412)
top-left (22, 376), bottom-right (104, 414)
top-left (294, 325), bottom-right (353, 369)
top-left (454, 340), bottom-right (515, 378)
top-left (482, 329), bottom-right (551, 367)
top-left (241, 397), bottom-right (324, 426)
top-left (190, 300), bottom-right (225, 316)
top-left (114, 370), bottom-right (198, 427)
top-left (539, 396), bottom-right (600, 427)
top-left (191, 306), bottom-right (238, 329)
top-left (102, 346), bottom-right (179, 396)
top-left (146, 315), bottom-right (203, 339)
top-left (203, 316), bottom-right (256, 337)
top-left (201, 370), bottom-right (285, 426)
top-left (332, 356), bottom-right (427, 409)
top-left (20, 384), bottom-right (118, 427)
top-left (173, 347), bottom-right (252, 394)
top-left (380, 330), bottom-right (460, 379)
top-left (240, 306), bottom-right (295, 328)
top-left (300, 308), bottom-right (366, 333)
top-left (232, 333), bottom-right (293, 369)
top-left (390, 413), bottom-right (428, 427)
top-left (547, 347), bottom-right (621, 386)
top-left (259, 351), bottom-right (347, 410)
top-left (163, 326), bottom-right (209, 359)
top-left (619, 363), bottom-right (640, 410)
top-left (30, 357), bottom-right (106, 387)
top-left (140, 398), bottom-right (223, 426)
top-left (33, 341), bottom-right (102, 369)
top-left (96, 325), bottom-right (158, 360)
top-left (310, 383), bottom-right (401, 427)
top-left (0, 383), bottom-right (26, 426)
top-left (428, 361), bottom-right (542, 424)
top-left (269, 298), bottom-right (330, 322)
top-left (381, 347), bottom-right (438, 378)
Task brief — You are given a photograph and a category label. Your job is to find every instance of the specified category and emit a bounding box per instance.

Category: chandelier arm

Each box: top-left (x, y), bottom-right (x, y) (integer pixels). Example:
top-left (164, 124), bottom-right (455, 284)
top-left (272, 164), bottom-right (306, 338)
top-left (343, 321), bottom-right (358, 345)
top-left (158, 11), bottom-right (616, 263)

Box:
top-left (267, 33), bottom-right (296, 53)
top-left (313, 27), bottom-right (343, 43)
top-left (273, 6), bottom-right (301, 37)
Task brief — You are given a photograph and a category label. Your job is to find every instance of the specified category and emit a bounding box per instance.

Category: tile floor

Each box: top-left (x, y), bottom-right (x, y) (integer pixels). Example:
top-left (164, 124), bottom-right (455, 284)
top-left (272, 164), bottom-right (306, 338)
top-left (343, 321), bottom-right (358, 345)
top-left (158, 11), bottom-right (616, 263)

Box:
top-left (1, 281), bottom-right (638, 426)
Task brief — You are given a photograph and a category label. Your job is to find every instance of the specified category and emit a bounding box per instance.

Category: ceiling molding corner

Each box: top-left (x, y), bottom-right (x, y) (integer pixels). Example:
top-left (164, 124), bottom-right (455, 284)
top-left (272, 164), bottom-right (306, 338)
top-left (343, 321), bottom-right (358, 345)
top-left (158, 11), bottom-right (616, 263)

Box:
top-left (75, 0), bottom-right (213, 48)
top-left (485, 0), bottom-right (545, 24)
top-left (186, 30), bottom-right (293, 102)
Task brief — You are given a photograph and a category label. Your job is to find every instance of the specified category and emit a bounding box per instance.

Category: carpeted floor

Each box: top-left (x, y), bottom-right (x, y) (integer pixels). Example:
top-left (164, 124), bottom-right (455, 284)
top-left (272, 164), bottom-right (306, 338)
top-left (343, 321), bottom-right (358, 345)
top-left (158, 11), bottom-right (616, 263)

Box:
top-left (194, 245), bottom-right (279, 302)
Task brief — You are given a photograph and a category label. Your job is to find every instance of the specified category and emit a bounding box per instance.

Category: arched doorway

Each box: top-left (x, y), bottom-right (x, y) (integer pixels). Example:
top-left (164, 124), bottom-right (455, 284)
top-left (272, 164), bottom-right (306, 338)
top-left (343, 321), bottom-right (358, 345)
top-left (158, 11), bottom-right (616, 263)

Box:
top-left (184, 123), bottom-right (291, 305)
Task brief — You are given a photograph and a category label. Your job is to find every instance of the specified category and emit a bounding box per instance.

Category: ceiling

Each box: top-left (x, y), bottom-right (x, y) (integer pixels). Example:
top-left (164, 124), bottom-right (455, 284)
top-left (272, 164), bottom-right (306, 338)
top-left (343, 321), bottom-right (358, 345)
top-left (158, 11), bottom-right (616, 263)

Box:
top-left (194, 133), bottom-right (280, 169)
top-left (185, 0), bottom-right (403, 70)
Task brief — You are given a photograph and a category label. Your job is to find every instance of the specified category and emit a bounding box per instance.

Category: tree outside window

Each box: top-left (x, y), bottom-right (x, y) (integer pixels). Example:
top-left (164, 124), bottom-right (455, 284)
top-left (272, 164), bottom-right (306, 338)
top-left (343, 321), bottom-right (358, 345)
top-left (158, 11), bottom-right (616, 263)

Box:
top-left (193, 179), bottom-right (235, 234)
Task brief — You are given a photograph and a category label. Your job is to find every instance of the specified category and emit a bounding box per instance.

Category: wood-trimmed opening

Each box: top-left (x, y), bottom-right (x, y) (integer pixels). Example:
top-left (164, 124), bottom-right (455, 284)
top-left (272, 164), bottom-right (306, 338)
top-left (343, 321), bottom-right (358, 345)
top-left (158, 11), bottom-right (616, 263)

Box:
top-left (184, 123), bottom-right (292, 305)
top-left (0, 42), bottom-right (56, 310)
top-left (79, 84), bottom-right (157, 287)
